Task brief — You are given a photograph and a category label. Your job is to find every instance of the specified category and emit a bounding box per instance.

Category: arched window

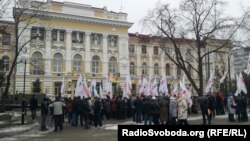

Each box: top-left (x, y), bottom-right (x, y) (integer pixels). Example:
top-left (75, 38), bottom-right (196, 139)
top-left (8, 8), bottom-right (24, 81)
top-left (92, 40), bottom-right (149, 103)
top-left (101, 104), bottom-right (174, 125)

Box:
top-left (130, 62), bottom-right (135, 75)
top-left (166, 64), bottom-right (170, 75)
top-left (109, 57), bottom-right (117, 74)
top-left (32, 52), bottom-right (43, 75)
top-left (73, 54), bottom-right (82, 72)
top-left (2, 56), bottom-right (9, 72)
top-left (92, 55), bottom-right (100, 74)
top-left (154, 63), bottom-right (159, 75)
top-left (142, 63), bottom-right (147, 75)
top-left (54, 53), bottom-right (63, 72)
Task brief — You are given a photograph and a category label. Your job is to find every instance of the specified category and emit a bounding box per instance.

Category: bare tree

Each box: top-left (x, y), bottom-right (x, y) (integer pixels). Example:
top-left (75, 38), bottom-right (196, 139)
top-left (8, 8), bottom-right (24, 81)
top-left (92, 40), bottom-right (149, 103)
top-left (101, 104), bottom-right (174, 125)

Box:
top-left (143, 0), bottom-right (248, 96)
top-left (1, 0), bottom-right (47, 110)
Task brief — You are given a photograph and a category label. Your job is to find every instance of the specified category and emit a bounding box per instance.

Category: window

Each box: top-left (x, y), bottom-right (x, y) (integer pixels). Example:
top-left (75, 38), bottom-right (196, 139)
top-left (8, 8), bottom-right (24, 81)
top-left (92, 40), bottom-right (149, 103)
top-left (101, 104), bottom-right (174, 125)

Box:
top-left (73, 54), bottom-right (82, 72)
top-left (31, 27), bottom-right (44, 40)
top-left (54, 53), bottom-right (63, 72)
top-left (154, 63), bottom-right (159, 75)
top-left (142, 45), bottom-right (147, 54)
top-left (109, 57), bottom-right (117, 74)
top-left (92, 55), bottom-right (100, 74)
top-left (130, 62), bottom-right (135, 75)
top-left (31, 52), bottom-right (43, 75)
top-left (177, 66), bottom-right (181, 76)
top-left (72, 32), bottom-right (83, 43)
top-left (108, 35), bottom-right (117, 47)
top-left (129, 44), bottom-right (135, 53)
top-left (59, 31), bottom-right (64, 41)
top-left (166, 64), bottom-right (170, 75)
top-left (91, 34), bottom-right (101, 46)
top-left (52, 30), bottom-right (65, 42)
top-left (2, 34), bottom-right (11, 45)
top-left (52, 30), bottom-right (57, 41)
top-left (142, 63), bottom-right (147, 75)
top-left (154, 46), bottom-right (158, 55)
top-left (2, 56), bottom-right (9, 72)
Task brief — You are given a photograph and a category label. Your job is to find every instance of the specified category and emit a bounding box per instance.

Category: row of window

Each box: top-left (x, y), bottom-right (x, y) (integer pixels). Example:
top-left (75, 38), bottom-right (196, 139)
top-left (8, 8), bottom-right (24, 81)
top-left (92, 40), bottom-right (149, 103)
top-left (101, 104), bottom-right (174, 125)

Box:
top-left (1, 53), bottom-right (118, 74)
top-left (129, 62), bottom-right (192, 76)
top-left (129, 44), bottom-right (159, 55)
top-left (31, 27), bottom-right (118, 47)
top-left (1, 54), bottom-right (192, 76)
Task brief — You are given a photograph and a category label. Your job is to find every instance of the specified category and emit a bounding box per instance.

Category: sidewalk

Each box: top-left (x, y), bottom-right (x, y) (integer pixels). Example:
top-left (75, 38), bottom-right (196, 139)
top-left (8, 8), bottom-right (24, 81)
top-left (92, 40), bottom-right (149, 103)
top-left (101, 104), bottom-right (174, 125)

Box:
top-left (0, 111), bottom-right (40, 139)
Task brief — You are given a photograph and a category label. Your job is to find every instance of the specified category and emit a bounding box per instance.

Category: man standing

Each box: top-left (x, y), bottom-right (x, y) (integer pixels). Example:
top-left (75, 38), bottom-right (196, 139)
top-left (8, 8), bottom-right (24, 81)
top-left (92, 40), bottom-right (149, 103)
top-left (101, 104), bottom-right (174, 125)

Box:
top-left (198, 94), bottom-right (211, 125)
top-left (50, 96), bottom-right (65, 132)
top-left (30, 95), bottom-right (38, 119)
top-left (40, 98), bottom-right (49, 131)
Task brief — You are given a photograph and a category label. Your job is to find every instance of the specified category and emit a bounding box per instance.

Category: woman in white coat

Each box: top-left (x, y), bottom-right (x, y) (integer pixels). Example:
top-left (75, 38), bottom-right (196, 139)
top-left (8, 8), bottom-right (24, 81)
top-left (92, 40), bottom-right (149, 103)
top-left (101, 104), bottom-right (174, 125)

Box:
top-left (177, 93), bottom-right (188, 125)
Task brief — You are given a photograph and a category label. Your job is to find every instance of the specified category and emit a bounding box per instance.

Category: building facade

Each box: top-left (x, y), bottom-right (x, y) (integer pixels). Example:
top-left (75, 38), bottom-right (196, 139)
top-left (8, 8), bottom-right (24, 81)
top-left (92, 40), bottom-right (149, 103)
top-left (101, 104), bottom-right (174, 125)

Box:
top-left (1, 0), bottom-right (234, 98)
top-left (14, 0), bottom-right (132, 98)
top-left (0, 21), bottom-right (15, 97)
top-left (128, 33), bottom-right (233, 94)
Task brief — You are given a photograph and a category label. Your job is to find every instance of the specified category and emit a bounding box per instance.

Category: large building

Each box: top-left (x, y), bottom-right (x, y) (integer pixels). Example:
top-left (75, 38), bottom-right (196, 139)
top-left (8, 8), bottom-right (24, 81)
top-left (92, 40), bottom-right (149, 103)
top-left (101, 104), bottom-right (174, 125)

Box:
top-left (0, 0), bottom-right (234, 98)
top-left (128, 33), bottom-right (233, 94)
top-left (14, 0), bottom-right (132, 98)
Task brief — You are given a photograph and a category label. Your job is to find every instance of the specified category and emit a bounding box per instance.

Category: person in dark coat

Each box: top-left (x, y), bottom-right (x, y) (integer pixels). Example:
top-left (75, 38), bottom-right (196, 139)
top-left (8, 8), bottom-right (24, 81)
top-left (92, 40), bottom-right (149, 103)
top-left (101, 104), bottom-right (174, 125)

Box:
top-left (83, 98), bottom-right (90, 129)
top-left (198, 94), bottom-right (211, 125)
top-left (30, 95), bottom-right (38, 119)
top-left (160, 96), bottom-right (169, 125)
top-left (21, 97), bottom-right (27, 116)
top-left (40, 98), bottom-right (49, 131)
top-left (93, 97), bottom-right (103, 127)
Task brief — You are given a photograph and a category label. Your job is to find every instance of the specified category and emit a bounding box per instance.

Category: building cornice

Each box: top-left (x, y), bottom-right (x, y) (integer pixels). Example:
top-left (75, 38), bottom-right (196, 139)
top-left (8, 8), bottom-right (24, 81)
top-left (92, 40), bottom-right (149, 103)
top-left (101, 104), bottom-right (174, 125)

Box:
top-left (22, 9), bottom-right (133, 28)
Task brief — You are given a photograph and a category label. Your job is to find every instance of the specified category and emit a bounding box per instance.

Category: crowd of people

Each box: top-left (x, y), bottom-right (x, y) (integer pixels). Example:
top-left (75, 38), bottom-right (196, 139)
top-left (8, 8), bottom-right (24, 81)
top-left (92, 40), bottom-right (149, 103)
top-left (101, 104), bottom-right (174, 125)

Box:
top-left (21, 91), bottom-right (249, 132)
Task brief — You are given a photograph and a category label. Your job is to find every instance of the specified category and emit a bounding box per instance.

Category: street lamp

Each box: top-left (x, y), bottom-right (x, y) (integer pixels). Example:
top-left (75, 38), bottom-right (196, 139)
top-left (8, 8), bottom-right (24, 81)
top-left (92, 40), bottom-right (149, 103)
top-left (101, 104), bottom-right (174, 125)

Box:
top-left (21, 53), bottom-right (29, 125)
top-left (21, 53), bottom-right (29, 97)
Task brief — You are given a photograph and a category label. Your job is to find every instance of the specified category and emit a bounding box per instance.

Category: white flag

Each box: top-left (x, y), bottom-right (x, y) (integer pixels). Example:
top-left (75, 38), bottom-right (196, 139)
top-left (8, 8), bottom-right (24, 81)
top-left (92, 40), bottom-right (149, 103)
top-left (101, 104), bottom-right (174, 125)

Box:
top-left (205, 73), bottom-right (214, 94)
top-left (239, 72), bottom-right (247, 94)
top-left (219, 71), bottom-right (228, 83)
top-left (159, 76), bottom-right (168, 95)
top-left (234, 74), bottom-right (240, 96)
top-left (75, 75), bottom-right (83, 98)
top-left (125, 74), bottom-right (132, 95)
top-left (82, 77), bottom-right (90, 98)
top-left (151, 79), bottom-right (158, 96)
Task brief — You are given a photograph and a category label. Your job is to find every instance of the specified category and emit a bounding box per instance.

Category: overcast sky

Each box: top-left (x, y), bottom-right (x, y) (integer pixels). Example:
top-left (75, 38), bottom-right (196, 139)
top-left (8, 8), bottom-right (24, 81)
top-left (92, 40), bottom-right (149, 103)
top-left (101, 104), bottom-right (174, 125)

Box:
top-left (54, 0), bottom-right (250, 33)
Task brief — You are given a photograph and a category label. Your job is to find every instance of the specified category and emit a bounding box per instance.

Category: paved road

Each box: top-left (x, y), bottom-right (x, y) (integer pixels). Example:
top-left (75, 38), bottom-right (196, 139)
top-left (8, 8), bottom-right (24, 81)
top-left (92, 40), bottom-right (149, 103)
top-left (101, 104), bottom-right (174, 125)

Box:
top-left (1, 114), bottom-right (249, 141)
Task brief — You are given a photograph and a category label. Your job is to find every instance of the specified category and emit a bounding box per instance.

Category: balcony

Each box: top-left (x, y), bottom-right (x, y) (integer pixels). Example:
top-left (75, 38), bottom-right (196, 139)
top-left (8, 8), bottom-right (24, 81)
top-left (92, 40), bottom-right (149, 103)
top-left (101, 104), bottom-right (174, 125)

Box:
top-left (140, 54), bottom-right (149, 58)
top-left (30, 39), bottom-right (45, 48)
top-left (91, 44), bottom-right (102, 49)
top-left (52, 41), bottom-right (65, 48)
top-left (72, 42), bottom-right (84, 48)
top-left (30, 70), bottom-right (44, 75)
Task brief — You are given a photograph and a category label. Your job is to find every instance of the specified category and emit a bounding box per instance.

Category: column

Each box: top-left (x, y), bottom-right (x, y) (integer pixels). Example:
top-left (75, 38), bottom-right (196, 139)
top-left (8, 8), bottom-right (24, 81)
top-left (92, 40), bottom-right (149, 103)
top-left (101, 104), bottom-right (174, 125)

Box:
top-left (65, 30), bottom-right (72, 73)
top-left (160, 52), bottom-right (165, 76)
top-left (85, 32), bottom-right (91, 73)
top-left (45, 28), bottom-right (52, 75)
top-left (148, 46), bottom-right (153, 77)
top-left (136, 45), bottom-right (141, 76)
top-left (119, 36), bottom-right (129, 78)
top-left (102, 34), bottom-right (108, 77)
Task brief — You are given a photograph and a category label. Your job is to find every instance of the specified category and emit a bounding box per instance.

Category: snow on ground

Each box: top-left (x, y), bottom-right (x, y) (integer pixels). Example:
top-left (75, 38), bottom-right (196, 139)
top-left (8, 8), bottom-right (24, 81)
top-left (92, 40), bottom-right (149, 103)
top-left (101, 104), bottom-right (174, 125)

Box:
top-left (0, 123), bottom-right (38, 134)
